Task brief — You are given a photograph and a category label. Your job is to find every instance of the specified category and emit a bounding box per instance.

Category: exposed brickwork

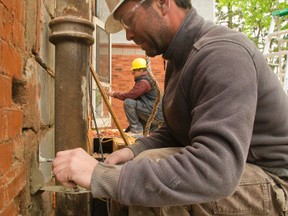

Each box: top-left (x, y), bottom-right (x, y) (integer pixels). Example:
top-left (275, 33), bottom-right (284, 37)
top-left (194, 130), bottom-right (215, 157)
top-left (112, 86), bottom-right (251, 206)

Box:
top-left (0, 142), bottom-right (13, 176)
top-left (0, 74), bottom-right (12, 108)
top-left (111, 44), bottom-right (166, 129)
top-left (0, 0), bottom-right (26, 215)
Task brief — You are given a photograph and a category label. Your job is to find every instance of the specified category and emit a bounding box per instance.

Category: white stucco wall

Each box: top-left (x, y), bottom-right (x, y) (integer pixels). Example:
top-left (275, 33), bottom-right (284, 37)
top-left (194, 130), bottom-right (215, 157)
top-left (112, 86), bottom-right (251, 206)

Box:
top-left (192, 0), bottom-right (215, 22)
top-left (112, 0), bottom-right (215, 44)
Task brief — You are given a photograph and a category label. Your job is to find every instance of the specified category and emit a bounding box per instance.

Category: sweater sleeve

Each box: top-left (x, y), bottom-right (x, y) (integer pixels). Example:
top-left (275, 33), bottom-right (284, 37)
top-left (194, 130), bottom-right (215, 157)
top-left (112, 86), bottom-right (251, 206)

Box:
top-left (129, 124), bottom-right (182, 156)
top-left (113, 79), bottom-right (151, 100)
top-left (90, 163), bottom-right (122, 199)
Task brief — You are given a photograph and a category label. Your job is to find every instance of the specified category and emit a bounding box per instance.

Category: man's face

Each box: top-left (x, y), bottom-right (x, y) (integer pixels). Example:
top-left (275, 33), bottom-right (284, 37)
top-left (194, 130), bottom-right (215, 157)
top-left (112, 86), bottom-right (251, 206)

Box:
top-left (132, 69), bottom-right (142, 78)
top-left (114, 0), bottom-right (173, 57)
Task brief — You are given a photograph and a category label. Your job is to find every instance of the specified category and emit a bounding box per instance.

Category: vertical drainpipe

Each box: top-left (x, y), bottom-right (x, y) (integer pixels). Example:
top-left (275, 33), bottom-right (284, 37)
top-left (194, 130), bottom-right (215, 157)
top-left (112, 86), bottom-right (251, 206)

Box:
top-left (49, 0), bottom-right (94, 215)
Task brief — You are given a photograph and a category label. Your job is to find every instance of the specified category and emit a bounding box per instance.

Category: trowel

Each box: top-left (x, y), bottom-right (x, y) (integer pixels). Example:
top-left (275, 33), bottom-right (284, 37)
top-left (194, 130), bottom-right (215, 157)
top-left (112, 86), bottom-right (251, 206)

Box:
top-left (30, 154), bottom-right (90, 194)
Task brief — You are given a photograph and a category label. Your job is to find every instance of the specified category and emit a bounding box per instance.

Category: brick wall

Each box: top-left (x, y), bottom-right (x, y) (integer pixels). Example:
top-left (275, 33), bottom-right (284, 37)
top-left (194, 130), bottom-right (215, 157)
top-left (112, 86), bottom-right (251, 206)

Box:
top-left (0, 0), bottom-right (55, 215)
top-left (0, 0), bottom-right (26, 215)
top-left (111, 44), bottom-right (166, 129)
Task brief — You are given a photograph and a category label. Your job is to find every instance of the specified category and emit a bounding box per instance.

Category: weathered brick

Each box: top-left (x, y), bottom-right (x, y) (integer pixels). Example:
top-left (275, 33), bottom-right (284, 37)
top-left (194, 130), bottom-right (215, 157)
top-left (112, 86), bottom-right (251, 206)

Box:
top-left (1, 42), bottom-right (13, 75)
top-left (0, 142), bottom-right (13, 176)
top-left (0, 4), bottom-right (4, 40)
top-left (2, 41), bottom-right (22, 79)
top-left (14, 0), bottom-right (25, 24)
top-left (0, 74), bottom-right (12, 108)
top-left (12, 136), bottom-right (24, 161)
top-left (12, 48), bottom-right (23, 79)
top-left (0, 40), bottom-right (2, 72)
top-left (0, 201), bottom-right (16, 216)
top-left (0, 161), bottom-right (25, 187)
top-left (12, 19), bottom-right (24, 51)
top-left (7, 109), bottom-right (22, 139)
top-left (7, 162), bottom-right (26, 200)
top-left (0, 109), bottom-right (7, 142)
top-left (0, 5), bottom-right (13, 42)
top-left (1, 0), bottom-right (14, 11)
top-left (0, 186), bottom-right (8, 210)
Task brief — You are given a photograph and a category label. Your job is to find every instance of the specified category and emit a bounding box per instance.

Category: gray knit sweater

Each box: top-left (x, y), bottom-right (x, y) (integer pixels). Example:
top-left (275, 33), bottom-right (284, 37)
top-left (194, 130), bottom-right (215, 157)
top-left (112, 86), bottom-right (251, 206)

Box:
top-left (91, 8), bottom-right (288, 207)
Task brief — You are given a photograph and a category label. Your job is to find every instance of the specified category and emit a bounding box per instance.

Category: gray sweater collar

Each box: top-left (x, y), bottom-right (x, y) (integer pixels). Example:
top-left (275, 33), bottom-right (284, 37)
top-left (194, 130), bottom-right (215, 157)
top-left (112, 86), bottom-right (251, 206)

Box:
top-left (163, 7), bottom-right (205, 70)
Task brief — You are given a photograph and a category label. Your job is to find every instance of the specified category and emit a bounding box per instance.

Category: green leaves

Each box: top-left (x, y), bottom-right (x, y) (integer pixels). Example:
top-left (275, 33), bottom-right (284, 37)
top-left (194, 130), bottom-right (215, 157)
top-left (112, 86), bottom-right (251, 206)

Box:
top-left (216, 0), bottom-right (288, 50)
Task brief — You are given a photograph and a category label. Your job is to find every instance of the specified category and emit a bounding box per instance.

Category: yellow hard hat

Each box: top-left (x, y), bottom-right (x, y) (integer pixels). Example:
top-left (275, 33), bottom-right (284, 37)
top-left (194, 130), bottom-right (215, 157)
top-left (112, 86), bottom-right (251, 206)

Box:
top-left (131, 58), bottom-right (147, 70)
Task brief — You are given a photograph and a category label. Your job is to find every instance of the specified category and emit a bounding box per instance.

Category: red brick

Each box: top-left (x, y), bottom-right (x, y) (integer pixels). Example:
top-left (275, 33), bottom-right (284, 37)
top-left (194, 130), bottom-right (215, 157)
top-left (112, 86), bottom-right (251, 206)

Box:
top-left (0, 186), bottom-right (8, 210)
top-left (0, 39), bottom-right (3, 72)
top-left (1, 0), bottom-right (14, 11)
top-left (7, 163), bottom-right (25, 200)
top-left (0, 201), bottom-right (16, 216)
top-left (0, 160), bottom-right (25, 186)
top-left (0, 74), bottom-right (12, 108)
top-left (0, 143), bottom-right (13, 176)
top-left (0, 109), bottom-right (7, 142)
top-left (7, 109), bottom-right (22, 139)
top-left (14, 0), bottom-right (25, 24)
top-left (1, 42), bottom-right (13, 75)
top-left (0, 5), bottom-right (4, 40)
top-left (12, 136), bottom-right (24, 161)
top-left (0, 5), bottom-right (13, 42)
top-left (2, 41), bottom-right (22, 79)
top-left (12, 19), bottom-right (24, 50)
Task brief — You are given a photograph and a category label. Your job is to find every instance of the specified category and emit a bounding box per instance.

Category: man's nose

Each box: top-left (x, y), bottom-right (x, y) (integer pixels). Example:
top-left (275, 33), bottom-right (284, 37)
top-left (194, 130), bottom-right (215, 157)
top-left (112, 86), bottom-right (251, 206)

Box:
top-left (125, 29), bottom-right (135, 41)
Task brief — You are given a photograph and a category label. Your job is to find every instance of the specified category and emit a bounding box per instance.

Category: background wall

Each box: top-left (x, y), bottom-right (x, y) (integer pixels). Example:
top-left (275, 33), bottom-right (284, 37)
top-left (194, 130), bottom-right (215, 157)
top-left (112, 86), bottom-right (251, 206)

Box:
top-left (0, 1), bottom-right (25, 214)
top-left (0, 0), bottom-right (55, 215)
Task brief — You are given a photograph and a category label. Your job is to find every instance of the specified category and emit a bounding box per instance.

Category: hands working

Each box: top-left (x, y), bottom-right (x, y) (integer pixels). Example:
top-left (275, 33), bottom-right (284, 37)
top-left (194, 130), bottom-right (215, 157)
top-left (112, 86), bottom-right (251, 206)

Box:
top-left (52, 148), bottom-right (98, 189)
top-left (52, 147), bottom-right (135, 189)
top-left (107, 91), bottom-right (115, 97)
top-left (104, 147), bottom-right (135, 165)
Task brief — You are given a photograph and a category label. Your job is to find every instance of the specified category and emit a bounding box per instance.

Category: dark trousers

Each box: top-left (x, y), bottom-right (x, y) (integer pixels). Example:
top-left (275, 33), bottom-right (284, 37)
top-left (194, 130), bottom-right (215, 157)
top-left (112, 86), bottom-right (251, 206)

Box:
top-left (124, 99), bottom-right (163, 133)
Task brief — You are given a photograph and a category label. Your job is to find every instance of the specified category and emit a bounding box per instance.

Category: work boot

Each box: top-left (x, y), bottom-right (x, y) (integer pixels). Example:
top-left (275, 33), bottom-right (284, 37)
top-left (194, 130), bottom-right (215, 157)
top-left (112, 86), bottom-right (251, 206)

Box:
top-left (124, 125), bottom-right (131, 132)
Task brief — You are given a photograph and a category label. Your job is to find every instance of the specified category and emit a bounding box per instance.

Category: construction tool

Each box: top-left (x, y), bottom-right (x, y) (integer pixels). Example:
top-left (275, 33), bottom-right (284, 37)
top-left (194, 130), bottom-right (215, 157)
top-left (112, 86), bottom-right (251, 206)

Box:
top-left (30, 155), bottom-right (88, 195)
top-left (90, 65), bottom-right (130, 146)
top-left (39, 185), bottom-right (90, 194)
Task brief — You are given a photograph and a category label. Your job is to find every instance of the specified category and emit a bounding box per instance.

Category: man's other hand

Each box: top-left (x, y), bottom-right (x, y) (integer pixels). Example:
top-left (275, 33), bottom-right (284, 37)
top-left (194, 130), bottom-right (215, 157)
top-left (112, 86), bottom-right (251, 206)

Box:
top-left (104, 148), bottom-right (135, 165)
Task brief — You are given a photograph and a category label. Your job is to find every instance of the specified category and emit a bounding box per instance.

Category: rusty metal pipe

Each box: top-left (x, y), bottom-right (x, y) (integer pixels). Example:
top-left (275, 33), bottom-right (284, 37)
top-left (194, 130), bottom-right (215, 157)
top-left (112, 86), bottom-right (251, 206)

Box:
top-left (49, 0), bottom-right (94, 215)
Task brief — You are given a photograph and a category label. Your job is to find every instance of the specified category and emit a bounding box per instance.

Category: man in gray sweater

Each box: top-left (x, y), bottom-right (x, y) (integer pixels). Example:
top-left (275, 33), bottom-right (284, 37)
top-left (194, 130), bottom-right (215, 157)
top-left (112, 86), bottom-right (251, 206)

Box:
top-left (53, 0), bottom-right (288, 215)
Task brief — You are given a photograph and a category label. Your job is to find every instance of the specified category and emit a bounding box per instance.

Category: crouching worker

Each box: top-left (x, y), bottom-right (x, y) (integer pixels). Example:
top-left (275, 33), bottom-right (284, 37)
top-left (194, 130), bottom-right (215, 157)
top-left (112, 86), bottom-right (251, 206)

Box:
top-left (107, 57), bottom-right (164, 135)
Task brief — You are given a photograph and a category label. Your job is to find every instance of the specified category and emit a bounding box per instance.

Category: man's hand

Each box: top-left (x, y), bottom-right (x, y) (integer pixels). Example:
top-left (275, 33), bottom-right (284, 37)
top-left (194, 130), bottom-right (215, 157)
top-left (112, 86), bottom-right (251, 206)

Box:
top-left (107, 91), bottom-right (115, 97)
top-left (104, 148), bottom-right (135, 165)
top-left (52, 148), bottom-right (98, 189)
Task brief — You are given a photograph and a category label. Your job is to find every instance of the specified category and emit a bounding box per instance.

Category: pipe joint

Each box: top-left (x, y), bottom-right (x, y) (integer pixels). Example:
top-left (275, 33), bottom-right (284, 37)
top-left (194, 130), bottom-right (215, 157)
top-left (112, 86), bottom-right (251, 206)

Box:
top-left (49, 16), bottom-right (94, 45)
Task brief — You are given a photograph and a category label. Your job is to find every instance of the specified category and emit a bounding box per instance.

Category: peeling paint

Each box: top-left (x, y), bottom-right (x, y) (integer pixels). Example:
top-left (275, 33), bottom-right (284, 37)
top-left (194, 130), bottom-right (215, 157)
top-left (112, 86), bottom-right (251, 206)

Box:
top-left (81, 76), bottom-right (88, 121)
top-left (63, 6), bottom-right (78, 14)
